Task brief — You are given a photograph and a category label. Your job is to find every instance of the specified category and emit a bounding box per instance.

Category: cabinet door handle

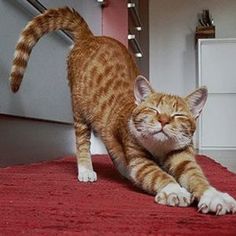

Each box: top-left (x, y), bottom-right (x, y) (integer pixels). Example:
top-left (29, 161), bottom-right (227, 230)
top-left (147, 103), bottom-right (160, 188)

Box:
top-left (128, 2), bottom-right (142, 31)
top-left (128, 34), bottom-right (143, 58)
top-left (97, 0), bottom-right (107, 6)
top-left (128, 34), bottom-right (136, 40)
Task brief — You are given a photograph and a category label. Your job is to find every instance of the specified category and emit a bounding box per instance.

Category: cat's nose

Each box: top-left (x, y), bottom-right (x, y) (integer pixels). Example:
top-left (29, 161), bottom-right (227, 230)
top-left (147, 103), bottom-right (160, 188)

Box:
top-left (158, 114), bottom-right (170, 127)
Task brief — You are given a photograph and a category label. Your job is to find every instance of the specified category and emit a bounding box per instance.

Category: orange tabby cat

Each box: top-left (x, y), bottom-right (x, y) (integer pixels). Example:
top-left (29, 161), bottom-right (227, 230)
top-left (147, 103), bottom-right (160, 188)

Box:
top-left (9, 7), bottom-right (236, 215)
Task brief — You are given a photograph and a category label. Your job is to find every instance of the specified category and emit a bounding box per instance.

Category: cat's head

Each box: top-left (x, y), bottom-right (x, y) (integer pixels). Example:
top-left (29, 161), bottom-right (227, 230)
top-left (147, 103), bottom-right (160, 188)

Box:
top-left (129, 75), bottom-right (207, 155)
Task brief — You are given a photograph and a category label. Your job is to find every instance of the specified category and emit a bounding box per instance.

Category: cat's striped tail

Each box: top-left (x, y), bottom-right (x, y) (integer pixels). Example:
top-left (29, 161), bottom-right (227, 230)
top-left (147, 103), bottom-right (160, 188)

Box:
top-left (9, 7), bottom-right (93, 92)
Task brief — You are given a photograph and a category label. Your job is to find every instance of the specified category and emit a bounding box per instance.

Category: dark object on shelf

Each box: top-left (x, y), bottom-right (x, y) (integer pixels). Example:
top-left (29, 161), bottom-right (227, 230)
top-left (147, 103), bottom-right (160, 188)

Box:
top-left (195, 26), bottom-right (215, 42)
top-left (195, 9), bottom-right (215, 43)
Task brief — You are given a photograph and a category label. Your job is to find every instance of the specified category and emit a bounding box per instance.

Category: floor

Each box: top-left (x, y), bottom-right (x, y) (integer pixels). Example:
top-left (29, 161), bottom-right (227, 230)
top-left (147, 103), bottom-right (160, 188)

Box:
top-left (1, 115), bottom-right (236, 174)
top-left (199, 150), bottom-right (236, 174)
top-left (0, 115), bottom-right (75, 167)
top-left (0, 114), bottom-right (106, 167)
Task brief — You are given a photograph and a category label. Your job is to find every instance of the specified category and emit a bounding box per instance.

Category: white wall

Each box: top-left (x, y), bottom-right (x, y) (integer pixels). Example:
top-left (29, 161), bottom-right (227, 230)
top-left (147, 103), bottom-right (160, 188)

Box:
top-left (150, 0), bottom-right (236, 96)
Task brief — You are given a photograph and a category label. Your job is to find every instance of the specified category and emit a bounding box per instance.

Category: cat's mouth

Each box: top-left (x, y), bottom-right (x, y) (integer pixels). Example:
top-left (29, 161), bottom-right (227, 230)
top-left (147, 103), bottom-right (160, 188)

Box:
top-left (151, 129), bottom-right (169, 137)
top-left (135, 125), bottom-right (170, 139)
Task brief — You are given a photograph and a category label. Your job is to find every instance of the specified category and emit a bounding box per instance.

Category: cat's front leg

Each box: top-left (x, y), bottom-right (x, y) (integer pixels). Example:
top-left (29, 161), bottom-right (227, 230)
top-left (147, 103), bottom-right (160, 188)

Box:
top-left (198, 187), bottom-right (236, 215)
top-left (164, 147), bottom-right (236, 215)
top-left (127, 147), bottom-right (193, 207)
top-left (155, 182), bottom-right (193, 207)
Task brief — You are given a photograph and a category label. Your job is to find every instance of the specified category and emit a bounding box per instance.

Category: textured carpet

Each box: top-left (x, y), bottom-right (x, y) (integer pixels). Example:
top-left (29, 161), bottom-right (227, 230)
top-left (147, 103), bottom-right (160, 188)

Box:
top-left (0, 155), bottom-right (236, 236)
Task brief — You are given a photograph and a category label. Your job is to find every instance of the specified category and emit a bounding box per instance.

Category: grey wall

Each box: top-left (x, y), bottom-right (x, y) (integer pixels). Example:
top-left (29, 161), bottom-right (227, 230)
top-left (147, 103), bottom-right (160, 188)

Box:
top-left (149, 0), bottom-right (236, 96)
top-left (0, 0), bottom-right (101, 123)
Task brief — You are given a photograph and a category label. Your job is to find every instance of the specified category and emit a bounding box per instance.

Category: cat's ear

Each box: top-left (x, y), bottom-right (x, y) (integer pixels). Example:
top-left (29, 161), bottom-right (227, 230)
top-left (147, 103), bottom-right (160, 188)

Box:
top-left (134, 75), bottom-right (153, 105)
top-left (186, 86), bottom-right (208, 119)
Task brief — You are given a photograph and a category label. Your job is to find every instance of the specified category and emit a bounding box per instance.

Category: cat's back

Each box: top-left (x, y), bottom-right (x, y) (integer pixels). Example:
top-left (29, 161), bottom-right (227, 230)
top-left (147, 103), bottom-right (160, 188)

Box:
top-left (68, 36), bottom-right (138, 85)
top-left (68, 36), bottom-right (139, 128)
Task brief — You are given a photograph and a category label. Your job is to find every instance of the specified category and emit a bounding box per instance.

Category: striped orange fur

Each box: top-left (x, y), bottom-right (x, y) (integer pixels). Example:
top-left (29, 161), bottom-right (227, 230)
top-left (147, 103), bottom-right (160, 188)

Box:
top-left (9, 7), bottom-right (236, 215)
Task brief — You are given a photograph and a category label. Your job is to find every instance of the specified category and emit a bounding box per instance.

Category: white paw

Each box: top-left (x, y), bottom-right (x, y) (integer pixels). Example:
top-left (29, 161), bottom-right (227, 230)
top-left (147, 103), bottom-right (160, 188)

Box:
top-left (198, 187), bottom-right (236, 215)
top-left (78, 166), bottom-right (97, 182)
top-left (155, 183), bottom-right (193, 207)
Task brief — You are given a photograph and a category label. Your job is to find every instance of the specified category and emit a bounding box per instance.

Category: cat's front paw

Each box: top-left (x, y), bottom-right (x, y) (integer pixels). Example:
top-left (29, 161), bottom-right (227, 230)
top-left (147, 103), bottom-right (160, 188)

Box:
top-left (78, 166), bottom-right (97, 182)
top-left (198, 187), bottom-right (236, 215)
top-left (155, 183), bottom-right (193, 207)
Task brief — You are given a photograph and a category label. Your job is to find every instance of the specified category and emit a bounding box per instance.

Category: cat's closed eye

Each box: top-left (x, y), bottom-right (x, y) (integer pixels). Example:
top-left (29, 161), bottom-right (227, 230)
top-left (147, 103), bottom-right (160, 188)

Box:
top-left (145, 107), bottom-right (160, 114)
top-left (171, 113), bottom-right (188, 119)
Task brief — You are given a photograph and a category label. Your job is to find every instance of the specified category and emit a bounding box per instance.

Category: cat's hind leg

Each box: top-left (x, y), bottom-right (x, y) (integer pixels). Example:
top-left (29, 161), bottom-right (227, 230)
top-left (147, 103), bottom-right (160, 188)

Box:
top-left (74, 114), bottom-right (97, 182)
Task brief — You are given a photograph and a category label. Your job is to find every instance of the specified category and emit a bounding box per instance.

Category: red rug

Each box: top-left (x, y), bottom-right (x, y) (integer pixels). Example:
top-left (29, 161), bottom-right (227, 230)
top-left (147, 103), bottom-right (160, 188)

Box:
top-left (0, 155), bottom-right (236, 236)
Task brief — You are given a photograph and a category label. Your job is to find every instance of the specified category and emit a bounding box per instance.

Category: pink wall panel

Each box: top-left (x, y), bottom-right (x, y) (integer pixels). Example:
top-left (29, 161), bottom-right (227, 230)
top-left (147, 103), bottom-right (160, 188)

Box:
top-left (102, 0), bottom-right (128, 47)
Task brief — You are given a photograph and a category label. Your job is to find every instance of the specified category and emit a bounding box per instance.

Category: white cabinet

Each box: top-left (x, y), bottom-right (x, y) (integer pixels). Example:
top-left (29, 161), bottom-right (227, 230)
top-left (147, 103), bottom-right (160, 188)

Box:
top-left (198, 39), bottom-right (236, 150)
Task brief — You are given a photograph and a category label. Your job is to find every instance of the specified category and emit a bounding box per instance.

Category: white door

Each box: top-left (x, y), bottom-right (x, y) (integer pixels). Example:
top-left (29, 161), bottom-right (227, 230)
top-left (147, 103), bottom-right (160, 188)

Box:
top-left (198, 39), bottom-right (236, 150)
